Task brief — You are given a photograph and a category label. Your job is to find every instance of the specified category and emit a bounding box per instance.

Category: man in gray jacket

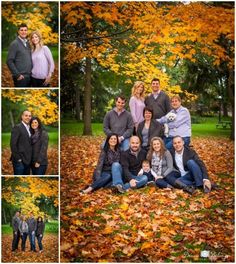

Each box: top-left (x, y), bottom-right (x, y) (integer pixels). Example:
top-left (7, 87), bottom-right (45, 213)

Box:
top-left (7, 23), bottom-right (32, 87)
top-left (103, 95), bottom-right (134, 151)
top-left (27, 212), bottom-right (37, 252)
top-left (12, 210), bottom-right (21, 252)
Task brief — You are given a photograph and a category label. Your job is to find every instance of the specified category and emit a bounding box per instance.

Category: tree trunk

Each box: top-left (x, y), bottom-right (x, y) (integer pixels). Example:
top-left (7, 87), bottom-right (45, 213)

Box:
top-left (2, 208), bottom-right (7, 224)
top-left (227, 69), bottom-right (234, 140)
top-left (83, 57), bottom-right (92, 135)
top-left (75, 85), bottom-right (81, 121)
top-left (222, 103), bottom-right (228, 117)
top-left (9, 110), bottom-right (15, 128)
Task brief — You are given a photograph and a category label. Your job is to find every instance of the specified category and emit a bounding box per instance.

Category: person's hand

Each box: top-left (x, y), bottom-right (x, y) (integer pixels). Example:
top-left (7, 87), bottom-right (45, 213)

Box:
top-left (35, 162), bottom-right (40, 168)
top-left (43, 76), bottom-right (51, 86)
top-left (155, 175), bottom-right (163, 180)
top-left (17, 75), bottom-right (24, 80)
top-left (32, 231), bottom-right (35, 235)
top-left (14, 231), bottom-right (17, 235)
top-left (118, 136), bottom-right (124, 143)
top-left (130, 179), bottom-right (137, 188)
top-left (40, 234), bottom-right (43, 237)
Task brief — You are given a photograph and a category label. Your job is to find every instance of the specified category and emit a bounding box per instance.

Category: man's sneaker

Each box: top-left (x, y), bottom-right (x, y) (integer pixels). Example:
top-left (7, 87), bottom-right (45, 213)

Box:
top-left (116, 184), bottom-right (126, 193)
top-left (147, 181), bottom-right (156, 187)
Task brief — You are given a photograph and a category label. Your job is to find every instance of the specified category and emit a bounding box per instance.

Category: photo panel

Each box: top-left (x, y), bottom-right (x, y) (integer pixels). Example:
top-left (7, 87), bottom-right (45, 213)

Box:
top-left (1, 88), bottom-right (59, 176)
top-left (1, 176), bottom-right (59, 263)
top-left (1, 1), bottom-right (59, 88)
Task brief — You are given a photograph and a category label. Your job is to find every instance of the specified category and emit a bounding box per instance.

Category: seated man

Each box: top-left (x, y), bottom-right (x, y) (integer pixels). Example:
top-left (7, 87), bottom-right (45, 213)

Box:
top-left (103, 95), bottom-right (134, 151)
top-left (170, 136), bottom-right (212, 193)
top-left (112, 136), bottom-right (148, 192)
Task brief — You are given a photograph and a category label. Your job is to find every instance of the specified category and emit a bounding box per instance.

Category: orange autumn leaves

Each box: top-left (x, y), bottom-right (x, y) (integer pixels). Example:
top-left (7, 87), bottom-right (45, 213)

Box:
top-left (60, 136), bottom-right (234, 262)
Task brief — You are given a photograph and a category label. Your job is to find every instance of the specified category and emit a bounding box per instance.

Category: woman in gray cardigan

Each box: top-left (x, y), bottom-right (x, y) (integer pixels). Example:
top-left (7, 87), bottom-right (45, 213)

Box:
top-left (146, 137), bottom-right (194, 194)
top-left (30, 117), bottom-right (49, 175)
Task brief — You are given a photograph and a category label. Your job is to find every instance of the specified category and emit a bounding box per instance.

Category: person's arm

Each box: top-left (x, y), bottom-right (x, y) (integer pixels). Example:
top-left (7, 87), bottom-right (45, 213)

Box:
top-left (168, 108), bottom-right (190, 129)
top-left (10, 126), bottom-right (22, 162)
top-left (129, 97), bottom-right (138, 126)
top-left (137, 168), bottom-right (143, 176)
top-left (163, 150), bottom-right (174, 177)
top-left (6, 41), bottom-right (21, 78)
top-left (36, 131), bottom-right (49, 166)
top-left (93, 150), bottom-right (105, 181)
top-left (103, 112), bottom-right (112, 136)
top-left (121, 152), bottom-right (133, 182)
top-left (165, 94), bottom-right (172, 113)
top-left (43, 46), bottom-right (55, 85)
top-left (122, 113), bottom-right (134, 139)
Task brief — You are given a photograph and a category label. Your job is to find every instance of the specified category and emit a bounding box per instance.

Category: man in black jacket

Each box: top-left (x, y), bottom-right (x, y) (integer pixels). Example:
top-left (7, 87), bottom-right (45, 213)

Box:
top-left (7, 23), bottom-right (32, 87)
top-left (170, 136), bottom-right (212, 193)
top-left (27, 212), bottom-right (37, 252)
top-left (10, 110), bottom-right (32, 175)
top-left (112, 136), bottom-right (148, 192)
top-left (12, 210), bottom-right (21, 251)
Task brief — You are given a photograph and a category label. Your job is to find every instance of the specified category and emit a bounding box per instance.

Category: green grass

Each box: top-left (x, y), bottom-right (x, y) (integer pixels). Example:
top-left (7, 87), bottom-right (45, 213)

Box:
top-left (2, 131), bottom-right (58, 149)
top-left (2, 46), bottom-right (58, 64)
top-left (61, 117), bottom-right (231, 138)
top-left (2, 220), bottom-right (58, 234)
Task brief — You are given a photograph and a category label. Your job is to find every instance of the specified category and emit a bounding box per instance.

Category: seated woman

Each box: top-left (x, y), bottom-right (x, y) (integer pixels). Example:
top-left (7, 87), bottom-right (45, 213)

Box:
top-left (30, 31), bottom-right (55, 87)
top-left (81, 134), bottom-right (122, 194)
top-left (137, 107), bottom-right (163, 151)
top-left (147, 137), bottom-right (194, 194)
top-left (158, 95), bottom-right (191, 150)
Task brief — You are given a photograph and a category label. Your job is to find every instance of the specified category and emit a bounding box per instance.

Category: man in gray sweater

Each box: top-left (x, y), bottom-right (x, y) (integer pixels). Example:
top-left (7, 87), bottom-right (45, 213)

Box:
top-left (145, 78), bottom-right (171, 119)
top-left (103, 95), bottom-right (134, 151)
top-left (12, 210), bottom-right (21, 252)
top-left (7, 23), bottom-right (32, 87)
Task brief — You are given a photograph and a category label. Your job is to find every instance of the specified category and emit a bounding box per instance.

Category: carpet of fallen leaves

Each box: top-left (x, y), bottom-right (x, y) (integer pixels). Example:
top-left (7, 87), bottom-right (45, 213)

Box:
top-left (2, 147), bottom-right (58, 175)
top-left (60, 136), bottom-right (234, 262)
top-left (2, 63), bottom-right (58, 88)
top-left (2, 234), bottom-right (58, 263)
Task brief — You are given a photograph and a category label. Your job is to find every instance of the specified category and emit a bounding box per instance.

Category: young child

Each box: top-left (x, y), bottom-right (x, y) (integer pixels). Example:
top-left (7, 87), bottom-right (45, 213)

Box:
top-left (138, 159), bottom-right (160, 183)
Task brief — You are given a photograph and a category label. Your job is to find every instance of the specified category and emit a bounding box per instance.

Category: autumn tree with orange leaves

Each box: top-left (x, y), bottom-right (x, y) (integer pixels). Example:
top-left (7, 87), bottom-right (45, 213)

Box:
top-left (61, 1), bottom-right (234, 139)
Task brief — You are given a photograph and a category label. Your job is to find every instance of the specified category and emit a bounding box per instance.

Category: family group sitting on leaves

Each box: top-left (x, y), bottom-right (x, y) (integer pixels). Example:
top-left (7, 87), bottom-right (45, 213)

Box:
top-left (81, 78), bottom-right (216, 195)
top-left (12, 211), bottom-right (45, 253)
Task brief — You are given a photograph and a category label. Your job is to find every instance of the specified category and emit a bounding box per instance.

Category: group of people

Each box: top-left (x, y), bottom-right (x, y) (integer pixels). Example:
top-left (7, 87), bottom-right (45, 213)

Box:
top-left (12, 211), bottom-right (45, 253)
top-left (10, 110), bottom-right (49, 175)
top-left (7, 23), bottom-right (55, 87)
top-left (81, 78), bottom-right (214, 195)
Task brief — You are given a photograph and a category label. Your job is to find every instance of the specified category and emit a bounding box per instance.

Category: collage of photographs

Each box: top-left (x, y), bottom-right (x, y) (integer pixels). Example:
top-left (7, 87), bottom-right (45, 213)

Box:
top-left (1, 1), bottom-right (235, 263)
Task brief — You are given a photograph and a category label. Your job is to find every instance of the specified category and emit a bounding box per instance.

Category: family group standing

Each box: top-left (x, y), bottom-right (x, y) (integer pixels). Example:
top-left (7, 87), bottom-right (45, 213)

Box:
top-left (12, 211), bottom-right (45, 253)
top-left (81, 78), bottom-right (214, 195)
top-left (7, 23), bottom-right (55, 87)
top-left (10, 110), bottom-right (49, 175)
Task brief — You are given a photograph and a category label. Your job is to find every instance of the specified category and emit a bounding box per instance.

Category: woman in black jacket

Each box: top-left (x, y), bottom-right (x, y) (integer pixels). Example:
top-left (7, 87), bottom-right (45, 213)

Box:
top-left (30, 117), bottom-right (49, 175)
top-left (36, 216), bottom-right (45, 253)
top-left (81, 133), bottom-right (122, 194)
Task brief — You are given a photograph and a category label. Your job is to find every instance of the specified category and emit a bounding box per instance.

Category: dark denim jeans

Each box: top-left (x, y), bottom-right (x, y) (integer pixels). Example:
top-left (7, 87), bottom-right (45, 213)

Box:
top-left (29, 231), bottom-right (36, 251)
top-left (37, 235), bottom-right (43, 251)
top-left (179, 160), bottom-right (203, 187)
top-left (21, 233), bottom-right (28, 251)
top-left (13, 161), bottom-right (30, 175)
top-left (31, 165), bottom-right (47, 176)
top-left (155, 170), bottom-right (181, 188)
top-left (12, 231), bottom-right (20, 251)
top-left (13, 75), bottom-right (31, 87)
top-left (164, 136), bottom-right (191, 150)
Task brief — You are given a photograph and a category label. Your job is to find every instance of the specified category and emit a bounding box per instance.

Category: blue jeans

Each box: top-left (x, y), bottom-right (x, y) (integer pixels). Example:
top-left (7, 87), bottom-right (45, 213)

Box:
top-left (37, 235), bottom-right (43, 251)
top-left (112, 168), bottom-right (148, 190)
top-left (29, 231), bottom-right (36, 251)
top-left (31, 165), bottom-right (47, 175)
top-left (13, 161), bottom-right (30, 175)
top-left (119, 138), bottom-right (130, 151)
top-left (164, 136), bottom-right (191, 150)
top-left (91, 162), bottom-right (122, 190)
top-left (21, 233), bottom-right (28, 251)
top-left (155, 171), bottom-right (181, 188)
top-left (179, 160), bottom-right (203, 187)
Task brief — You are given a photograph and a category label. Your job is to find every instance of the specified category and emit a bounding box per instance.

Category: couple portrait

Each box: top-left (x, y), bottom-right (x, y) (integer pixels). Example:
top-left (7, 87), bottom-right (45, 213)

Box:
top-left (2, 177), bottom-right (59, 263)
top-left (2, 89), bottom-right (59, 176)
top-left (2, 1), bottom-right (58, 88)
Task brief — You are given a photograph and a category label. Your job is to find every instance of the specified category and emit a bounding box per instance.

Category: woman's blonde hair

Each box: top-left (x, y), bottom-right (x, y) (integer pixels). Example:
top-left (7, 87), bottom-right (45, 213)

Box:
top-left (29, 31), bottom-right (43, 51)
top-left (147, 137), bottom-right (166, 161)
top-left (131, 81), bottom-right (145, 98)
top-left (171, 95), bottom-right (181, 103)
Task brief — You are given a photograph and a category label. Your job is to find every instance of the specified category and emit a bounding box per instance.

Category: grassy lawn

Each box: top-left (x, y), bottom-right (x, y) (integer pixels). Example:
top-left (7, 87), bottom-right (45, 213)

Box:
top-left (61, 116), bottom-right (232, 138)
top-left (2, 131), bottom-right (58, 149)
top-left (2, 220), bottom-right (58, 235)
top-left (2, 46), bottom-right (58, 64)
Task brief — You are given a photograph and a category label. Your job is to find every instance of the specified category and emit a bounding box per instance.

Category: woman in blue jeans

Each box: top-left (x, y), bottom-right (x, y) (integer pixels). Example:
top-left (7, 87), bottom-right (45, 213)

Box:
top-left (81, 134), bottom-right (121, 194)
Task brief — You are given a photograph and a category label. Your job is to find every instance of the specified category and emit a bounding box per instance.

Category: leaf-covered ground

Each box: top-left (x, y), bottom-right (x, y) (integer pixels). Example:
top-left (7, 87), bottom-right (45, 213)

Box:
top-left (2, 147), bottom-right (58, 175)
top-left (2, 64), bottom-right (58, 88)
top-left (60, 136), bottom-right (234, 262)
top-left (2, 234), bottom-right (58, 263)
